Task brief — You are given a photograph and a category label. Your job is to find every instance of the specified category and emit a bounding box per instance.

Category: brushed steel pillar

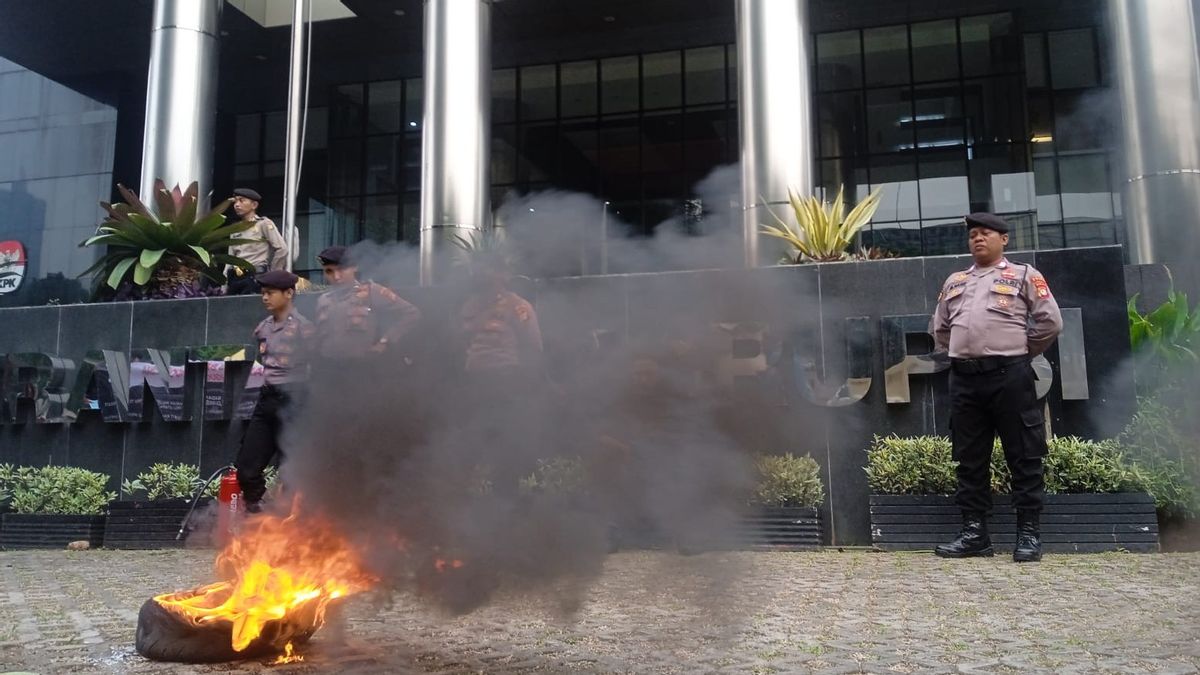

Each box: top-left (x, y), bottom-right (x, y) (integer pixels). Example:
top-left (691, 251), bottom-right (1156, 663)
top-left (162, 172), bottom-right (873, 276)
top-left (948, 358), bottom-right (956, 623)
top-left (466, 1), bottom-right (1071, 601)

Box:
top-left (140, 0), bottom-right (222, 207)
top-left (282, 0), bottom-right (310, 272)
top-left (420, 0), bottom-right (492, 286)
top-left (736, 0), bottom-right (814, 267)
top-left (1110, 0), bottom-right (1200, 264)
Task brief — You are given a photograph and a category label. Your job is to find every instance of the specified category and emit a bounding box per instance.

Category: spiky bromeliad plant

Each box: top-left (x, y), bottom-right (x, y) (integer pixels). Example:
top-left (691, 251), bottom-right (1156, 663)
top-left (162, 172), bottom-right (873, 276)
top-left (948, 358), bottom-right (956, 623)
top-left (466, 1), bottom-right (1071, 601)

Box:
top-left (760, 186), bottom-right (883, 263)
top-left (79, 181), bottom-right (255, 298)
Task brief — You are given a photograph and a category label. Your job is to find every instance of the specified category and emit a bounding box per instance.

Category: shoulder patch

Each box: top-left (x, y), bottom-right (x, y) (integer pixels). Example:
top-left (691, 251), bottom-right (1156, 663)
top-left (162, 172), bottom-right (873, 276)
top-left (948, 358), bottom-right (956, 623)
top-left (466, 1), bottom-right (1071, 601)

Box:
top-left (1031, 275), bottom-right (1051, 298)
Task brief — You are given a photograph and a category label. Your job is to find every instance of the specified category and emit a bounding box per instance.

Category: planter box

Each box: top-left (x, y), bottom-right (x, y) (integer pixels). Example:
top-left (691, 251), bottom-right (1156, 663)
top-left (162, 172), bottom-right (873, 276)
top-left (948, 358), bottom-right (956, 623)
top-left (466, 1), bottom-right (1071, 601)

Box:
top-left (0, 513), bottom-right (106, 550)
top-left (104, 498), bottom-right (208, 549)
top-left (675, 506), bottom-right (823, 553)
top-left (870, 493), bottom-right (1159, 553)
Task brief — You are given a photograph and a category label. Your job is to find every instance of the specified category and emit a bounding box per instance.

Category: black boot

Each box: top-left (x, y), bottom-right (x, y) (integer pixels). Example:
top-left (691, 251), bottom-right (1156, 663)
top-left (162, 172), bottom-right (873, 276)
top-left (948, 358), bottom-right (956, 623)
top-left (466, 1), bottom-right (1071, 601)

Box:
top-left (935, 513), bottom-right (994, 558)
top-left (1013, 510), bottom-right (1042, 562)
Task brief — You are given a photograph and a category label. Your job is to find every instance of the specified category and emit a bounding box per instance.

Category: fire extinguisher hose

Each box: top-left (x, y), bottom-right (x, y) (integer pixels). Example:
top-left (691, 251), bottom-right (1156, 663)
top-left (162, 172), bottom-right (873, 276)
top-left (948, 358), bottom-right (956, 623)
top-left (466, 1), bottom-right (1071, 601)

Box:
top-left (176, 465), bottom-right (236, 541)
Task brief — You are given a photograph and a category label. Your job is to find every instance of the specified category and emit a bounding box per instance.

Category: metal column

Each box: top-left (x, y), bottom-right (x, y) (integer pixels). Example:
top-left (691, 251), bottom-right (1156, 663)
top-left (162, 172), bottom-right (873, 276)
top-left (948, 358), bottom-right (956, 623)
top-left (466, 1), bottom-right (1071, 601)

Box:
top-left (140, 0), bottom-right (222, 207)
top-left (735, 0), bottom-right (814, 267)
top-left (282, 0), bottom-right (310, 272)
top-left (1110, 0), bottom-right (1200, 264)
top-left (419, 0), bottom-right (492, 286)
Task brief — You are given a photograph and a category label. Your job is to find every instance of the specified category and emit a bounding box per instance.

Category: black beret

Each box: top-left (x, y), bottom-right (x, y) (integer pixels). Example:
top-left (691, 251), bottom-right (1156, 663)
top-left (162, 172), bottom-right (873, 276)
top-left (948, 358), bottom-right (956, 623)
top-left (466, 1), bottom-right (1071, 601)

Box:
top-left (233, 188), bottom-right (262, 202)
top-left (964, 212), bottom-right (1009, 234)
top-left (317, 245), bottom-right (347, 265)
top-left (256, 270), bottom-right (298, 290)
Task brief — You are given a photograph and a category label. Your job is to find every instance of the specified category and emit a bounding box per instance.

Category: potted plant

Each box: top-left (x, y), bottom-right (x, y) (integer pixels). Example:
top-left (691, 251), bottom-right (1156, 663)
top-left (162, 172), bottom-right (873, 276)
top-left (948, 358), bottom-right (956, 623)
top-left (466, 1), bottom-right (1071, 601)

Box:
top-left (759, 185), bottom-right (883, 263)
top-left (0, 465), bottom-right (115, 549)
top-left (105, 463), bottom-right (217, 549)
top-left (78, 180), bottom-right (255, 300)
top-left (866, 435), bottom-right (1168, 553)
top-left (743, 452), bottom-right (825, 549)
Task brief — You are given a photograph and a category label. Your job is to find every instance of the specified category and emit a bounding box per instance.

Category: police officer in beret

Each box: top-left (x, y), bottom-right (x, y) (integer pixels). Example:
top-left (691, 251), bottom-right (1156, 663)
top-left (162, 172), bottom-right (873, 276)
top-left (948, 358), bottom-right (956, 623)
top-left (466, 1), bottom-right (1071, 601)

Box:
top-left (930, 212), bottom-right (1063, 562)
top-left (235, 269), bottom-right (313, 511)
top-left (227, 188), bottom-right (289, 296)
top-left (312, 245), bottom-right (422, 362)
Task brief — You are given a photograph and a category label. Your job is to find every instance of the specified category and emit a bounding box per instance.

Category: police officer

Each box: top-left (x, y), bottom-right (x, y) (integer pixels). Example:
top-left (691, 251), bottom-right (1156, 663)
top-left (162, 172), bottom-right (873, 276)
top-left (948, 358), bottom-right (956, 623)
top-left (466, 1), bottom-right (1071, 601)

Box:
top-left (312, 246), bottom-right (422, 361)
top-left (227, 188), bottom-right (288, 295)
top-left (235, 269), bottom-right (313, 511)
top-left (930, 213), bottom-right (1063, 562)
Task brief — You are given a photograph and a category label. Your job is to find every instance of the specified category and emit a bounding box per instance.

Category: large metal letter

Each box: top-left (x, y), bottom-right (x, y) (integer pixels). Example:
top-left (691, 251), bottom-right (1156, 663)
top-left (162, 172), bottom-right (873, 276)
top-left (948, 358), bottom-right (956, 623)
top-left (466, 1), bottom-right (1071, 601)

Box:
top-left (794, 317), bottom-right (872, 407)
top-left (1057, 308), bottom-right (1089, 400)
top-left (129, 348), bottom-right (192, 422)
top-left (1, 353), bottom-right (74, 423)
top-left (881, 315), bottom-right (947, 404)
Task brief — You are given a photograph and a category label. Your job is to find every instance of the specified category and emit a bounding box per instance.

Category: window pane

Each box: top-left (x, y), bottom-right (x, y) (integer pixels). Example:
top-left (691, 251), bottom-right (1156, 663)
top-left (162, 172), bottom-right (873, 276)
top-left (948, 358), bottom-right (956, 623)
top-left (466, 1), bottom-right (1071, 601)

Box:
top-left (1064, 220), bottom-right (1115, 247)
top-left (401, 133), bottom-right (421, 190)
top-left (235, 114), bottom-right (260, 163)
top-left (1024, 34), bottom-right (1048, 89)
top-left (817, 91), bottom-right (865, 157)
top-left (331, 84), bottom-right (364, 137)
top-left (866, 222), bottom-right (923, 256)
top-left (364, 135), bottom-right (399, 194)
top-left (817, 30), bottom-right (862, 91)
top-left (1059, 153), bottom-right (1113, 221)
top-left (560, 61), bottom-right (597, 118)
top-left (598, 116), bottom-right (640, 200)
top-left (404, 78), bottom-right (423, 130)
top-left (682, 108), bottom-right (729, 183)
top-left (864, 25), bottom-right (910, 87)
top-left (326, 197), bottom-right (361, 245)
top-left (1034, 156), bottom-right (1061, 224)
top-left (819, 158), bottom-right (868, 201)
top-left (328, 139), bottom-right (361, 196)
top-left (492, 69), bottom-right (517, 124)
top-left (1027, 91), bottom-right (1055, 149)
top-left (922, 218), bottom-right (965, 256)
top-left (519, 122), bottom-right (557, 183)
top-left (918, 149), bottom-right (968, 219)
top-left (263, 112), bottom-right (286, 161)
top-left (912, 20), bottom-right (958, 82)
top-left (367, 80), bottom-right (402, 134)
top-left (601, 56), bottom-right (639, 114)
top-left (727, 45), bottom-right (738, 101)
top-left (866, 87), bottom-right (914, 153)
top-left (1048, 29), bottom-right (1098, 89)
top-left (643, 51), bottom-right (682, 109)
top-left (912, 83), bottom-right (964, 148)
top-left (961, 13), bottom-right (1017, 77)
top-left (559, 119), bottom-right (599, 192)
top-left (968, 145), bottom-right (1031, 213)
top-left (492, 124), bottom-right (518, 185)
top-left (685, 46), bottom-right (726, 105)
top-left (964, 76), bottom-right (1024, 144)
top-left (1053, 90), bottom-right (1113, 152)
top-left (363, 194), bottom-right (399, 243)
top-left (520, 64), bottom-right (557, 121)
top-left (642, 112), bottom-right (682, 174)
top-left (1039, 223), bottom-right (1065, 249)
top-left (869, 152), bottom-right (919, 221)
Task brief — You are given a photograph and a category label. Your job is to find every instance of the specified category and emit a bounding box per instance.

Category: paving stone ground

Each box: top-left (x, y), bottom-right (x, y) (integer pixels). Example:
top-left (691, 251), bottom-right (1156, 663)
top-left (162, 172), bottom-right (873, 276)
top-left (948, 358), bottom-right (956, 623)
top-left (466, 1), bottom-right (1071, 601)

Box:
top-left (1, 548), bottom-right (1198, 674)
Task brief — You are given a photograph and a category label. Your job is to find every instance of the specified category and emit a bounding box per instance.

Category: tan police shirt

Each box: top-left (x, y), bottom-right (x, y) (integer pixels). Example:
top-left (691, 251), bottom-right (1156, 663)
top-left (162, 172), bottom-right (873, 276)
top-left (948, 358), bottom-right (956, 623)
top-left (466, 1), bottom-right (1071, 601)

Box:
top-left (930, 257), bottom-right (1063, 359)
top-left (229, 216), bottom-right (288, 271)
top-left (253, 310), bottom-right (314, 385)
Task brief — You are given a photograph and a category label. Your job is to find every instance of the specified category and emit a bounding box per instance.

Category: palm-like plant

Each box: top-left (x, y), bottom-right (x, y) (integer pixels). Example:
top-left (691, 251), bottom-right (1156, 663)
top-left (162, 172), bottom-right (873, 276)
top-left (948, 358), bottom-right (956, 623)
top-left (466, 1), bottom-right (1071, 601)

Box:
top-left (79, 181), bottom-right (255, 296)
top-left (760, 186), bottom-right (883, 263)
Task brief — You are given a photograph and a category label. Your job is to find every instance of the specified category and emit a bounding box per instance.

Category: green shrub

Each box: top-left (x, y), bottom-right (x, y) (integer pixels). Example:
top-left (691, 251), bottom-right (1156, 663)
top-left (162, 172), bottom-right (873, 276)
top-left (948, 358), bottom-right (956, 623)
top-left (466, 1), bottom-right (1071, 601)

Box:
top-left (122, 463), bottom-right (205, 501)
top-left (752, 453), bottom-right (825, 507)
top-left (1044, 436), bottom-right (1142, 494)
top-left (521, 456), bottom-right (589, 497)
top-left (864, 435), bottom-right (957, 495)
top-left (8, 465), bottom-right (116, 515)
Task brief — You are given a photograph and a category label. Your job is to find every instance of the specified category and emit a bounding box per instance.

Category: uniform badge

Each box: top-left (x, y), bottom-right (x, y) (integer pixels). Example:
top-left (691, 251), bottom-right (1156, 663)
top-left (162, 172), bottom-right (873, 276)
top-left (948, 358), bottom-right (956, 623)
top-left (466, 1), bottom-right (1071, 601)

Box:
top-left (516, 304), bottom-right (531, 322)
top-left (997, 297), bottom-right (1011, 308)
top-left (1001, 269), bottom-right (1018, 280)
top-left (991, 283), bottom-right (1017, 295)
top-left (946, 286), bottom-right (964, 299)
top-left (1032, 276), bottom-right (1051, 299)
top-left (954, 273), bottom-right (968, 281)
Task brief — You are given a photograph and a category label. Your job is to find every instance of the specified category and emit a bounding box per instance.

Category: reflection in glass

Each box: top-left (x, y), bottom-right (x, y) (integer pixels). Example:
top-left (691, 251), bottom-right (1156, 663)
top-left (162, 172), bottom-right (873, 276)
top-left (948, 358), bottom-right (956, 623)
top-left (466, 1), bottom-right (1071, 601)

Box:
top-left (866, 87), bottom-right (914, 153)
top-left (912, 83), bottom-right (964, 147)
top-left (1024, 33), bottom-right (1048, 89)
top-left (492, 69), bottom-right (517, 124)
top-left (363, 194), bottom-right (399, 243)
top-left (367, 80), bottom-right (402, 135)
top-left (864, 25), bottom-right (910, 87)
top-left (560, 61), bottom-right (597, 118)
top-left (1059, 153), bottom-right (1113, 222)
top-left (1048, 29), bottom-right (1098, 90)
top-left (1033, 156), bottom-right (1062, 224)
top-left (817, 30), bottom-right (862, 91)
top-left (601, 56), bottom-right (639, 114)
top-left (685, 46), bottom-right (726, 105)
top-left (642, 51), bottom-right (681, 109)
top-left (963, 76), bottom-right (1023, 144)
top-left (328, 139), bottom-right (362, 196)
top-left (520, 64), bottom-right (557, 121)
top-left (911, 20), bottom-right (958, 82)
top-left (364, 136), bottom-right (399, 194)
top-left (870, 153), bottom-right (919, 221)
top-left (1053, 90), bottom-right (1113, 152)
top-left (918, 149), bottom-right (968, 219)
top-left (404, 78), bottom-right (423, 130)
top-left (921, 219), bottom-right (965, 256)
top-left (558, 119), bottom-right (599, 193)
top-left (968, 145), bottom-right (1030, 214)
top-left (960, 14), bottom-right (1017, 77)
top-left (818, 91), bottom-right (865, 157)
top-left (331, 84), bottom-right (364, 137)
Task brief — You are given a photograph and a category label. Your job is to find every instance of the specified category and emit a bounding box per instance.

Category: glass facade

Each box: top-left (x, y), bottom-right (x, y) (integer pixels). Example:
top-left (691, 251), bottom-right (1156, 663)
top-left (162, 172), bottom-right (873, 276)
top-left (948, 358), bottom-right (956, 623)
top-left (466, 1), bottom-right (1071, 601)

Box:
top-left (0, 0), bottom-right (1134, 300)
top-left (0, 56), bottom-right (116, 306)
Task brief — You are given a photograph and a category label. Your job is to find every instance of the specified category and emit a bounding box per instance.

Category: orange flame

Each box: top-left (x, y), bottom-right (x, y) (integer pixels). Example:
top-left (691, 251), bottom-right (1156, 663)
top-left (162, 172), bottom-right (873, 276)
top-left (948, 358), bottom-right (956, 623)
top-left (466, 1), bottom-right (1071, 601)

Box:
top-left (154, 499), bottom-right (375, 653)
top-left (273, 642), bottom-right (303, 664)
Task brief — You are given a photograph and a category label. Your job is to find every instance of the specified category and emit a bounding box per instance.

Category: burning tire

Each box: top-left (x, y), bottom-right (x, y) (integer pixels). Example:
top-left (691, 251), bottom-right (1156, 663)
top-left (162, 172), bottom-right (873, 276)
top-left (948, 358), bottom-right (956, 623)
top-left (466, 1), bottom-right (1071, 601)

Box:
top-left (135, 595), bottom-right (313, 663)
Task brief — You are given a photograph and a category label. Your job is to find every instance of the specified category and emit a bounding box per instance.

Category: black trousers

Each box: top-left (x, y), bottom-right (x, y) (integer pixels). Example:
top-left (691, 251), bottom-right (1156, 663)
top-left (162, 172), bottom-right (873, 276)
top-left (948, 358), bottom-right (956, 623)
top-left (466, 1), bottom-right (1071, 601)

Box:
top-left (227, 266), bottom-right (267, 296)
top-left (949, 356), bottom-right (1046, 515)
top-left (235, 384), bottom-right (292, 504)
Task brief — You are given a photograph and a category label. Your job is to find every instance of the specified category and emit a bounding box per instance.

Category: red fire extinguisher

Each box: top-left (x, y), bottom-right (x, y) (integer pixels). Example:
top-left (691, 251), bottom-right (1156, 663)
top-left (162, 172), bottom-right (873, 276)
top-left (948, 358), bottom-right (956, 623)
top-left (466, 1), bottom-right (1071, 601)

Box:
top-left (215, 469), bottom-right (244, 546)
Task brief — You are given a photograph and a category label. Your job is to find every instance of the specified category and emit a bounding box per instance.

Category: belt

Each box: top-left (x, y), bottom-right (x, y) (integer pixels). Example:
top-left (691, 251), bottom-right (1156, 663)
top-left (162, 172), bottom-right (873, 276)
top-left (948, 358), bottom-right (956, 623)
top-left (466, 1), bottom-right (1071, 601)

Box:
top-left (950, 355), bottom-right (1028, 375)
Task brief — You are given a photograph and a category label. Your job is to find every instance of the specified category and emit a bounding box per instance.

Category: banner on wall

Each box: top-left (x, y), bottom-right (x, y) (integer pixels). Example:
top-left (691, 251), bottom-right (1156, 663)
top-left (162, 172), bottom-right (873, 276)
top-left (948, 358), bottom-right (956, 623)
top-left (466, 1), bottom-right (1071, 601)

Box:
top-left (0, 240), bottom-right (26, 295)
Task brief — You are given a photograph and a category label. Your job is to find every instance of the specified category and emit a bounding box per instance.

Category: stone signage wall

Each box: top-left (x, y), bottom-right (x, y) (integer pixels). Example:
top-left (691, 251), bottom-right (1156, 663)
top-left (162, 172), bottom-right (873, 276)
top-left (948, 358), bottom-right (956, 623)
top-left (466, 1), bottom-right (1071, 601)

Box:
top-left (0, 246), bottom-right (1135, 544)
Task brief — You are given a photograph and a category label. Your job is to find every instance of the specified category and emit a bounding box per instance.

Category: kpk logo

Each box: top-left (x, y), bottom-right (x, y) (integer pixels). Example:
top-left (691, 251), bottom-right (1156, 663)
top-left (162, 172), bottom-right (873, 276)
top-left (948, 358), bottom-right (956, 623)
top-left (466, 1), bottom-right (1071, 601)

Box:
top-left (0, 240), bottom-right (26, 294)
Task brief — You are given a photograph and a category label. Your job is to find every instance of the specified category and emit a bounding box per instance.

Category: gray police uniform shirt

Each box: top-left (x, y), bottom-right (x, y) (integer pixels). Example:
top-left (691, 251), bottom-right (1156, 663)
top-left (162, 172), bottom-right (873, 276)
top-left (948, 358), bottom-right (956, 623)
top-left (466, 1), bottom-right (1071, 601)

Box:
top-left (930, 258), bottom-right (1063, 359)
top-left (254, 310), bottom-right (314, 385)
top-left (229, 216), bottom-right (288, 271)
